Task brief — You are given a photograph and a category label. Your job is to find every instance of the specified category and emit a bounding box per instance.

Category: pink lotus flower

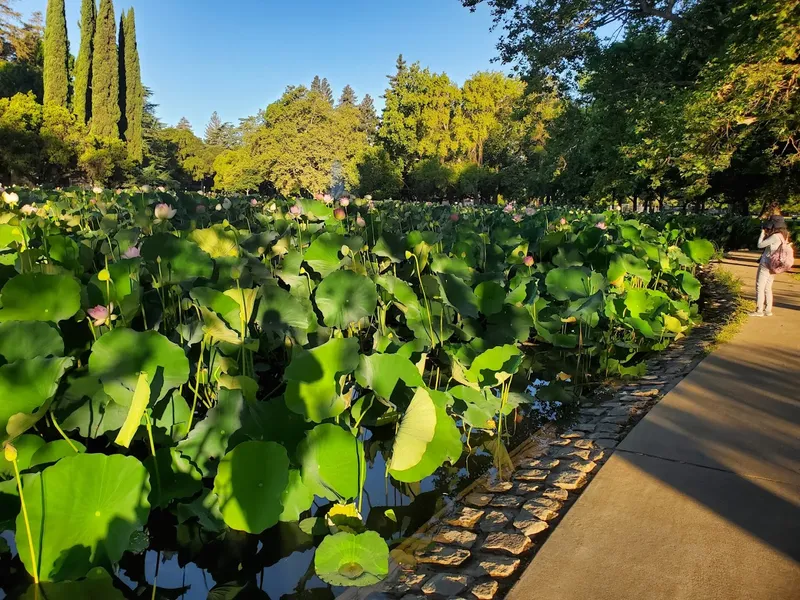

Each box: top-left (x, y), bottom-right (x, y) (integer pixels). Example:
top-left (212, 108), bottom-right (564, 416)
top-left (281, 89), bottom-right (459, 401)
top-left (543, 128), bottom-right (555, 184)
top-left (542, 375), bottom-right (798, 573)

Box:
top-left (523, 255), bottom-right (534, 267)
top-left (290, 204), bottom-right (303, 216)
top-left (525, 206), bottom-right (536, 216)
top-left (560, 218), bottom-right (567, 225)
top-left (450, 213), bottom-right (460, 222)
top-left (504, 203), bottom-right (514, 213)
top-left (334, 207), bottom-right (347, 221)
top-left (87, 305), bottom-right (111, 326)
top-left (595, 221), bottom-right (607, 230)
top-left (157, 186), bottom-right (166, 193)
top-left (154, 203), bottom-right (176, 220)
top-left (356, 216), bottom-right (366, 227)
top-left (513, 213), bottom-right (523, 223)
top-left (20, 204), bottom-right (37, 216)
top-left (250, 198), bottom-right (258, 207)
top-left (314, 193), bottom-right (324, 201)
top-left (339, 197), bottom-right (350, 207)
top-left (322, 194), bottom-right (333, 205)
top-left (122, 245), bottom-right (140, 259)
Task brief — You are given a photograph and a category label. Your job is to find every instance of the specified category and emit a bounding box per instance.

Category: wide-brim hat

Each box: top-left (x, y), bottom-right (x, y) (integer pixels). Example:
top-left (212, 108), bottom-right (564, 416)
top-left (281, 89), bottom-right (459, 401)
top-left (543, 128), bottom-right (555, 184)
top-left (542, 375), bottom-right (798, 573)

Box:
top-left (766, 215), bottom-right (787, 230)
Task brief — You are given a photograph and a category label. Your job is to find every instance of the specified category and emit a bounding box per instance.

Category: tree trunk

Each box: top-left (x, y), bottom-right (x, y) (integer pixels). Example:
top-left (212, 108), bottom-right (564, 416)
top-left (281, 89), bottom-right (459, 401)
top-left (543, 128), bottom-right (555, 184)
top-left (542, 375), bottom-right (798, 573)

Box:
top-left (632, 195), bottom-right (638, 212)
top-left (658, 190), bottom-right (664, 212)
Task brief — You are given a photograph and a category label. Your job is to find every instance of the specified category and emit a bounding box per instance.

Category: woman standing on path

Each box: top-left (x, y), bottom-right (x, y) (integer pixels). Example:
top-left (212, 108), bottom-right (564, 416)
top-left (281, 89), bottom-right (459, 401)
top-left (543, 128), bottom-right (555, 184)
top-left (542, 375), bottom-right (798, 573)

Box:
top-left (750, 215), bottom-right (791, 317)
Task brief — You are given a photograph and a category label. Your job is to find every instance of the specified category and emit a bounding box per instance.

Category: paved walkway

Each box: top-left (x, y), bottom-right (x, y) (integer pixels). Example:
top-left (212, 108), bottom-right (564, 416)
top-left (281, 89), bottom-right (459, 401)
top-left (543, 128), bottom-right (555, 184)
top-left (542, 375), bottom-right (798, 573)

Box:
top-left (507, 252), bottom-right (800, 600)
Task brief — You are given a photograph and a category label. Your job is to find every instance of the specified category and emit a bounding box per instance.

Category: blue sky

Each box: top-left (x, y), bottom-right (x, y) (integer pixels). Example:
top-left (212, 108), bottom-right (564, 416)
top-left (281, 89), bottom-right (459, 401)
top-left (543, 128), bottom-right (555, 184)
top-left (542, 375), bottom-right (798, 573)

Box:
top-left (18, 0), bottom-right (507, 132)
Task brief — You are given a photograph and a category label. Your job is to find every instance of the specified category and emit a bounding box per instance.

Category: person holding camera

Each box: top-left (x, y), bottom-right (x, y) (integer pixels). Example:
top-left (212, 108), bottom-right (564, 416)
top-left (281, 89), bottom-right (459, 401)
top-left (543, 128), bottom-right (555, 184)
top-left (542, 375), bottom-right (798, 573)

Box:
top-left (750, 210), bottom-right (792, 317)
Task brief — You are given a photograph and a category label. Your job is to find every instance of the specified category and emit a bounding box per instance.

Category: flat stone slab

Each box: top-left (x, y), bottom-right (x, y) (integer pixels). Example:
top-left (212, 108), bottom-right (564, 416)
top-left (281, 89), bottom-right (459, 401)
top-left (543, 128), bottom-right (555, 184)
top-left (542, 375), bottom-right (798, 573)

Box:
top-left (472, 579), bottom-right (500, 600)
top-left (490, 494), bottom-right (525, 508)
top-left (464, 554), bottom-right (521, 578)
top-left (514, 468), bottom-right (549, 481)
top-left (444, 506), bottom-right (485, 528)
top-left (549, 469), bottom-right (589, 490)
top-left (432, 526), bottom-right (478, 549)
top-left (464, 493), bottom-right (493, 508)
top-left (421, 573), bottom-right (468, 596)
top-left (513, 514), bottom-right (550, 537)
top-left (415, 544), bottom-right (471, 567)
top-left (479, 510), bottom-right (511, 532)
top-left (482, 531), bottom-right (533, 555)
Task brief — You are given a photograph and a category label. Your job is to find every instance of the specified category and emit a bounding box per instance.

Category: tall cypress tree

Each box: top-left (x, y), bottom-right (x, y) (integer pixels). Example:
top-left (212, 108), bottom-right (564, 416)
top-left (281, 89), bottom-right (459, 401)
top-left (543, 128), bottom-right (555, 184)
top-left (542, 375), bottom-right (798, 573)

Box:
top-left (91, 0), bottom-right (120, 138)
top-left (73, 0), bottom-right (96, 123)
top-left (122, 8), bottom-right (143, 161)
top-left (43, 0), bottom-right (69, 107)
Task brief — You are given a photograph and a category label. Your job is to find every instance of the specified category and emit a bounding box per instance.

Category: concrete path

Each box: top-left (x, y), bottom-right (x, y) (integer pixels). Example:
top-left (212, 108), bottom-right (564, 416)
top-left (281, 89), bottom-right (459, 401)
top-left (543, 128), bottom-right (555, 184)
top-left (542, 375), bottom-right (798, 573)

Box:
top-left (507, 252), bottom-right (800, 600)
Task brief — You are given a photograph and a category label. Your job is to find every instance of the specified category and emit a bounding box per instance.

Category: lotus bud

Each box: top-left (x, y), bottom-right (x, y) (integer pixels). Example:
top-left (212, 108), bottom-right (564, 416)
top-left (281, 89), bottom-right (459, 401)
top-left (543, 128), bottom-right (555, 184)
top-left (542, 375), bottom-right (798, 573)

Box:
top-left (404, 251), bottom-right (413, 260)
top-left (154, 203), bottom-right (177, 220)
top-left (341, 245), bottom-right (350, 256)
top-left (98, 269), bottom-right (111, 282)
top-left (523, 255), bottom-right (534, 267)
top-left (92, 186), bottom-right (104, 194)
top-left (450, 213), bottom-right (459, 222)
top-left (339, 197), bottom-right (350, 207)
top-left (334, 207), bottom-right (347, 221)
top-left (3, 442), bottom-right (17, 462)
top-left (356, 216), bottom-right (366, 228)
top-left (140, 185), bottom-right (152, 193)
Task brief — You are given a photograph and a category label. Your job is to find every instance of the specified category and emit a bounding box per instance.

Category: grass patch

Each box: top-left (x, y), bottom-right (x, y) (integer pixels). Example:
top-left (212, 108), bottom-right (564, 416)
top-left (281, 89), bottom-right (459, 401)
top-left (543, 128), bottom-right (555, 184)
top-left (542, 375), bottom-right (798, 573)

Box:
top-left (704, 266), bottom-right (753, 353)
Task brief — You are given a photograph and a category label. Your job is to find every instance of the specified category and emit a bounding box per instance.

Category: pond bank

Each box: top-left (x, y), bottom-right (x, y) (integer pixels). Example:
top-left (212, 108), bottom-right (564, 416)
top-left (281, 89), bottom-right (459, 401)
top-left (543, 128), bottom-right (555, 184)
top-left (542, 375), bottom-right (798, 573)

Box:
top-left (344, 260), bottom-right (745, 599)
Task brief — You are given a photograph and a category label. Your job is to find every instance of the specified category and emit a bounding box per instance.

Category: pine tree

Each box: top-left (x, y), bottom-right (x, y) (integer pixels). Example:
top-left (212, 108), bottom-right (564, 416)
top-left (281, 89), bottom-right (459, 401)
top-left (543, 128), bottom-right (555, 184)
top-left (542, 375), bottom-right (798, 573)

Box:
top-left (387, 54), bottom-right (407, 86)
top-left (310, 75), bottom-right (322, 94)
top-left (319, 77), bottom-right (334, 105)
top-left (176, 117), bottom-right (192, 131)
top-left (359, 94), bottom-right (379, 140)
top-left (91, 0), bottom-right (120, 138)
top-left (121, 8), bottom-right (143, 161)
top-left (339, 85), bottom-right (357, 107)
top-left (43, 0), bottom-right (69, 107)
top-left (205, 111), bottom-right (222, 143)
top-left (73, 0), bottom-right (96, 123)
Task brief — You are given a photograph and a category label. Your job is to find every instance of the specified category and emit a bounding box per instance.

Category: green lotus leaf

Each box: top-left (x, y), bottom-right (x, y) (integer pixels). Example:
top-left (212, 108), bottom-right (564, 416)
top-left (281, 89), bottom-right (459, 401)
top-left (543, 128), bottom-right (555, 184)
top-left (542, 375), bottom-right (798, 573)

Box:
top-left (389, 389), bottom-right (461, 483)
top-left (355, 353), bottom-right (424, 400)
top-left (298, 198), bottom-right (334, 221)
top-left (191, 287), bottom-right (241, 331)
top-left (314, 531), bottom-right (389, 587)
top-left (28, 439), bottom-right (85, 468)
top-left (0, 433), bottom-right (45, 478)
top-left (608, 253), bottom-right (652, 286)
top-left (430, 254), bottom-right (473, 282)
top-left (16, 453), bottom-right (151, 582)
top-left (141, 233), bottom-right (214, 284)
top-left (466, 344), bottom-right (522, 387)
top-left (0, 273), bottom-right (80, 322)
top-left (298, 423), bottom-right (365, 502)
top-left (545, 267), bottom-right (606, 301)
top-left (0, 223), bottom-right (23, 249)
top-left (87, 259), bottom-right (141, 321)
top-left (304, 232), bottom-right (346, 276)
top-left (0, 321), bottom-right (63, 362)
top-left (279, 468), bottom-right (315, 522)
top-left (177, 388), bottom-right (246, 477)
top-left (474, 280), bottom-right (505, 316)
top-left (315, 270), bottom-right (378, 329)
top-left (566, 290), bottom-right (605, 325)
top-left (376, 274), bottom-right (420, 309)
top-left (257, 280), bottom-right (314, 334)
top-left (485, 304), bottom-right (533, 345)
top-left (57, 376), bottom-right (128, 439)
top-left (438, 273), bottom-right (479, 318)
top-left (189, 224), bottom-right (240, 257)
top-left (18, 567), bottom-right (126, 600)
top-left (213, 440), bottom-right (289, 534)
top-left (144, 447), bottom-right (203, 509)
top-left (373, 232), bottom-right (405, 263)
top-left (388, 388), bottom-right (437, 474)
top-left (0, 356), bottom-right (73, 443)
top-left (88, 328), bottom-right (189, 407)
top-left (284, 337), bottom-right (360, 422)
top-left (45, 234), bottom-right (81, 272)
top-left (678, 270), bottom-right (701, 300)
top-left (450, 385), bottom-right (499, 429)
top-left (682, 238), bottom-right (715, 264)
top-left (175, 488), bottom-right (226, 532)
top-left (624, 288), bottom-right (650, 318)
top-left (230, 396), bottom-right (313, 461)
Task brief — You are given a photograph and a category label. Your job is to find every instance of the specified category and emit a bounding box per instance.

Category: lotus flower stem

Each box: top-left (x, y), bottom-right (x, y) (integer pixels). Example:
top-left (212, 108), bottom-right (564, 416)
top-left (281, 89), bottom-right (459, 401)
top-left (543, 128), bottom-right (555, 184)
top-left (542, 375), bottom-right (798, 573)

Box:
top-left (186, 335), bottom-right (207, 434)
top-left (4, 443), bottom-right (38, 584)
top-left (49, 413), bottom-right (79, 452)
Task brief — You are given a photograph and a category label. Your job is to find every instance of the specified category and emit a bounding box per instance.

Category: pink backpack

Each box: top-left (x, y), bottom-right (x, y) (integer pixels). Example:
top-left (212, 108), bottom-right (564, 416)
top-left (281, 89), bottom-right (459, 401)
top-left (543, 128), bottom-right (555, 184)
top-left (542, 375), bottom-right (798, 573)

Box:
top-left (768, 239), bottom-right (794, 274)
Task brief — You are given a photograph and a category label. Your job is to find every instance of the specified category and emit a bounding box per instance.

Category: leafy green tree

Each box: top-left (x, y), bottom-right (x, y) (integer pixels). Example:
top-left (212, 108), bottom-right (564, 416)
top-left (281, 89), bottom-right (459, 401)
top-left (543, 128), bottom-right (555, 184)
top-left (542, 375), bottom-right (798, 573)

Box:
top-left (91, 0), bottom-right (120, 138)
top-left (407, 158), bottom-right (454, 201)
top-left (354, 146), bottom-right (403, 199)
top-left (42, 0), bottom-right (69, 107)
top-left (462, 0), bottom-right (686, 82)
top-left (176, 116), bottom-right (192, 131)
top-left (159, 126), bottom-right (219, 188)
top-left (73, 0), bottom-right (95, 124)
top-left (378, 62), bottom-right (461, 168)
top-left (358, 93), bottom-right (378, 140)
top-left (454, 71), bottom-right (524, 165)
top-left (119, 8), bottom-right (143, 161)
top-left (79, 134), bottom-right (130, 184)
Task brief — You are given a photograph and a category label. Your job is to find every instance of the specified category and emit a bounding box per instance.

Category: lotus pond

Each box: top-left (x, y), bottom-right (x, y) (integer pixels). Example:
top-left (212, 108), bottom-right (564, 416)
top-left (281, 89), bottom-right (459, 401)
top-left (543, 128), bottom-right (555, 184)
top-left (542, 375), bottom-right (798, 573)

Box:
top-left (0, 189), bottom-right (714, 599)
